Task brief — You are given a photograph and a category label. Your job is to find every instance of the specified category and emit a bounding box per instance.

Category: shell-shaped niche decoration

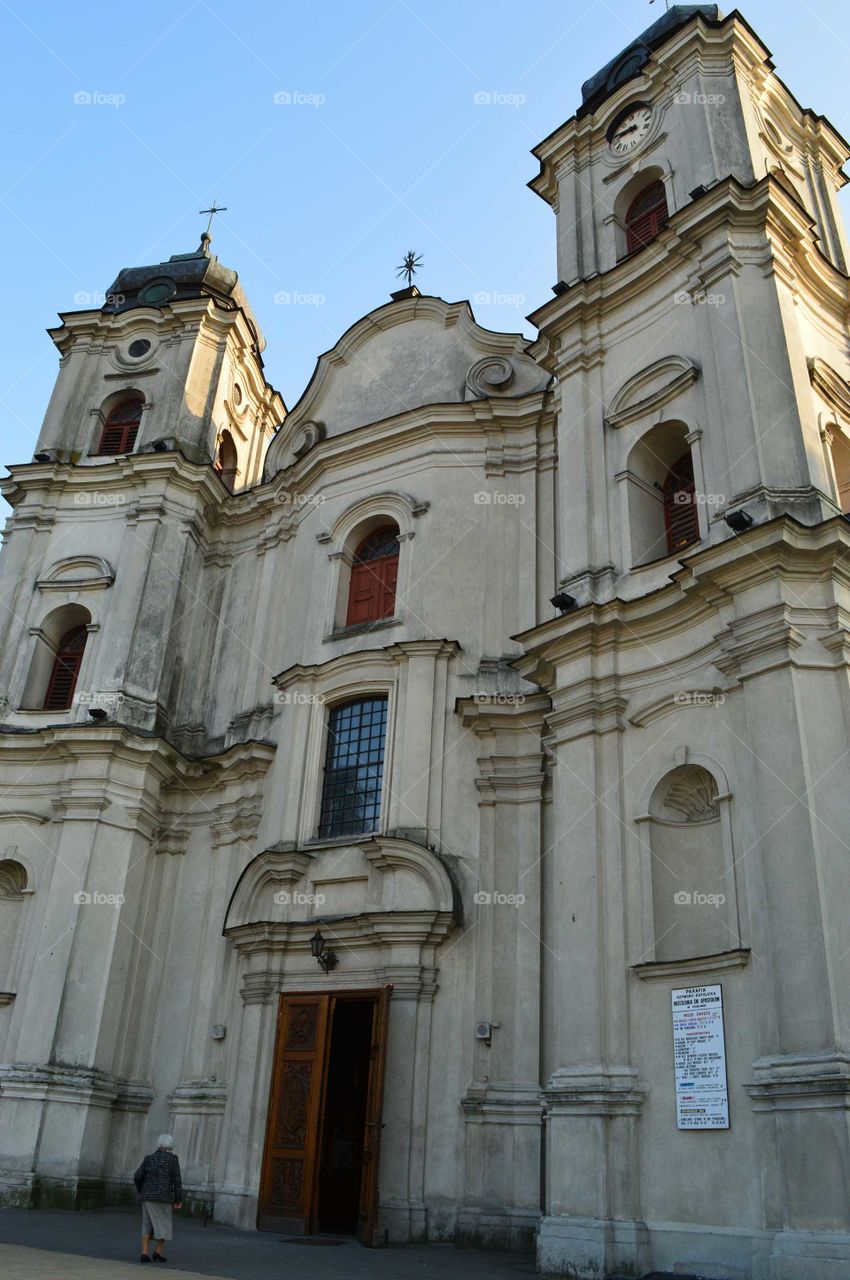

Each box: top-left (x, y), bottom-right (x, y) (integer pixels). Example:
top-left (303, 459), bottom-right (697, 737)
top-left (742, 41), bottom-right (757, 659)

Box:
top-left (663, 766), bottom-right (719, 822)
top-left (466, 357), bottom-right (515, 400)
top-left (291, 420), bottom-right (326, 459)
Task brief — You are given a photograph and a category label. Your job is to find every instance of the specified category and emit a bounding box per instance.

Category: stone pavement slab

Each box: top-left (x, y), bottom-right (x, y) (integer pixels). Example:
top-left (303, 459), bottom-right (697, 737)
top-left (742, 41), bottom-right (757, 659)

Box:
top-left (0, 1244), bottom-right (221, 1280)
top-left (0, 1209), bottom-right (538, 1280)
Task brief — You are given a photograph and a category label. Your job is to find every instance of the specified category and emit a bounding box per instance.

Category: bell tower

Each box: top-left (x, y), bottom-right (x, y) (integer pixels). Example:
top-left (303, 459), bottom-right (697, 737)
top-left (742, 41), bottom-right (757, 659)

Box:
top-left (35, 233), bottom-right (284, 489)
top-left (528, 4), bottom-right (850, 601)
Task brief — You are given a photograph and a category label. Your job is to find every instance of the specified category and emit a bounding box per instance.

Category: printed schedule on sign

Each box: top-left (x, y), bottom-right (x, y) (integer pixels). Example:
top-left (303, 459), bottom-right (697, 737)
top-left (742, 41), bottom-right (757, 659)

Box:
top-left (671, 984), bottom-right (729, 1130)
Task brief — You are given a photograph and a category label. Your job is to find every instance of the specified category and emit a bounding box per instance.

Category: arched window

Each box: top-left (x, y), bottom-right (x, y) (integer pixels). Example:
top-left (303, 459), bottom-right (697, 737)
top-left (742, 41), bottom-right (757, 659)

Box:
top-left (319, 697), bottom-right (388, 838)
top-left (625, 180), bottom-right (669, 254)
top-left (663, 451), bottom-right (699, 554)
top-left (345, 526), bottom-right (400, 626)
top-left (43, 625), bottom-right (87, 710)
top-left (96, 398), bottom-right (142, 456)
top-left (214, 430), bottom-right (238, 493)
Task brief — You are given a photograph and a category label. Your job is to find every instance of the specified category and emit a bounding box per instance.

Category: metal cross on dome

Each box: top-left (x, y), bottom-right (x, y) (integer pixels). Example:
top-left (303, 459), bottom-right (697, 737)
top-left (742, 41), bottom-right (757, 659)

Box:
top-left (199, 202), bottom-right (228, 236)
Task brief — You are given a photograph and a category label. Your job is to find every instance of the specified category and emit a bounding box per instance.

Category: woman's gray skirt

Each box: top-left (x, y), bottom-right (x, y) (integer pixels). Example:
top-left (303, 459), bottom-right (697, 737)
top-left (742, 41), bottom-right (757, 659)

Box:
top-left (141, 1200), bottom-right (173, 1240)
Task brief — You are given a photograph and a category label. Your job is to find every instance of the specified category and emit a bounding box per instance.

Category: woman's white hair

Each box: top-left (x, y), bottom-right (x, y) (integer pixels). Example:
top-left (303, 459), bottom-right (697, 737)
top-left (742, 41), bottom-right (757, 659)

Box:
top-left (157, 1134), bottom-right (175, 1150)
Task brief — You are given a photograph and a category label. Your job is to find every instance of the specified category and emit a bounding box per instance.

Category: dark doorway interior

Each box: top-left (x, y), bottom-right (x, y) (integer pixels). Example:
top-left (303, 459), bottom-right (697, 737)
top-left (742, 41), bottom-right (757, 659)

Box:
top-left (316, 998), bottom-right (375, 1234)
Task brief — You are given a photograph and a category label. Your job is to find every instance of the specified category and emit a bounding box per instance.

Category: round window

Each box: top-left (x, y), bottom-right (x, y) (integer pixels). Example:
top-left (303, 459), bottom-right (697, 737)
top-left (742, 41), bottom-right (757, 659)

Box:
top-left (128, 338), bottom-right (151, 358)
top-left (139, 278), bottom-right (177, 307)
top-left (232, 382), bottom-right (243, 406)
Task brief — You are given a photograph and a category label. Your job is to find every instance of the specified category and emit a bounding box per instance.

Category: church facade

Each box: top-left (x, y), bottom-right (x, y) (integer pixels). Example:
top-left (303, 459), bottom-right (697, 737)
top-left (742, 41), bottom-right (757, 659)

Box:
top-left (2, 7), bottom-right (850, 1277)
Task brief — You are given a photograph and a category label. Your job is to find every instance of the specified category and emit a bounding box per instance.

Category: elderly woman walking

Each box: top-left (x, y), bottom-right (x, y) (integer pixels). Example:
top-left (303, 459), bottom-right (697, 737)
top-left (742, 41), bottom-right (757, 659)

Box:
top-left (134, 1134), bottom-right (183, 1264)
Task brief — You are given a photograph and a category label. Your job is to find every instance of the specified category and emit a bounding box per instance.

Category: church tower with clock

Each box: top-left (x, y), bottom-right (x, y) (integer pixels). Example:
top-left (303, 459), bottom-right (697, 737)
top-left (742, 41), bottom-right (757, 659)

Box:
top-left (2, 8), bottom-right (850, 1280)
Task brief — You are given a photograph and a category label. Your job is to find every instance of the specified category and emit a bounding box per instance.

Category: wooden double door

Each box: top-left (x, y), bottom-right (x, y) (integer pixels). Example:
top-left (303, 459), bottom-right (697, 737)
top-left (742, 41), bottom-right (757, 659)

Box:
top-left (257, 989), bottom-right (390, 1243)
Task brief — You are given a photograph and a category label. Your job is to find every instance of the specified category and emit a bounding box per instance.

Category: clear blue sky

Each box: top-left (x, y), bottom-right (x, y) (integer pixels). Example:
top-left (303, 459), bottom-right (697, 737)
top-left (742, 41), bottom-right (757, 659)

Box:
top-left (1, 0), bottom-right (847, 463)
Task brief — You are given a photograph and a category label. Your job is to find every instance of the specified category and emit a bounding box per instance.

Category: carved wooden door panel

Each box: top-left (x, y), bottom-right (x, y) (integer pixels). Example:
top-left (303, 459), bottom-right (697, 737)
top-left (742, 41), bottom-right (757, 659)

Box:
top-left (357, 984), bottom-right (392, 1245)
top-left (257, 994), bottom-right (331, 1232)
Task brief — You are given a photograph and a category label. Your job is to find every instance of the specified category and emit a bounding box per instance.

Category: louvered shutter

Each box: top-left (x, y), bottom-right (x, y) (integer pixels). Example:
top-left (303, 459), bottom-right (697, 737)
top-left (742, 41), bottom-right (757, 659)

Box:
top-left (663, 454), bottom-right (700, 553)
top-left (625, 181), bottom-right (669, 254)
top-left (96, 399), bottom-right (142, 455)
top-left (43, 626), bottom-right (87, 710)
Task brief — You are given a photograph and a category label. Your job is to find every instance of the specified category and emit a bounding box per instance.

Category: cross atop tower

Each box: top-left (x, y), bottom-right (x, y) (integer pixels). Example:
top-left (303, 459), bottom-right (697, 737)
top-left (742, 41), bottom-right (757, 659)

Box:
top-left (199, 201), bottom-right (227, 238)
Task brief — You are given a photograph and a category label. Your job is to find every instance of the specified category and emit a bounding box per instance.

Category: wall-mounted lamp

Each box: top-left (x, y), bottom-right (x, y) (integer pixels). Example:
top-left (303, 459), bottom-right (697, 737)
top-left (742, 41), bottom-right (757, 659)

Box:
top-left (550, 592), bottom-right (577, 614)
top-left (310, 929), bottom-right (338, 974)
top-left (724, 509), bottom-right (754, 533)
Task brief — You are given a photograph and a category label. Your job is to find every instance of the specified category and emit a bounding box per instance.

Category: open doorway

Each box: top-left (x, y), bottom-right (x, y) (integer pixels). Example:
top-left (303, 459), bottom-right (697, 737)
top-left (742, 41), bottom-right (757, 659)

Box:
top-left (258, 988), bottom-right (390, 1243)
top-left (316, 999), bottom-right (374, 1233)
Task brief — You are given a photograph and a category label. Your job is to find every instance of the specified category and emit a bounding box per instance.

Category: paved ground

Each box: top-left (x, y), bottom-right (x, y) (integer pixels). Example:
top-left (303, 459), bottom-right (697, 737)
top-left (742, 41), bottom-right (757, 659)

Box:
top-left (0, 1209), bottom-right (538, 1279)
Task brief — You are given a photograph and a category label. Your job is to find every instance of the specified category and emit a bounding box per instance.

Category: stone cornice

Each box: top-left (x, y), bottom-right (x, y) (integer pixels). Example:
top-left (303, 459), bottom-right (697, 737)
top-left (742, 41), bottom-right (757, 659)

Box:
top-left (632, 947), bottom-right (750, 981)
top-left (543, 1066), bottom-right (646, 1116)
top-left (746, 1051), bottom-right (850, 1111)
top-left (0, 1063), bottom-right (153, 1112)
top-left (273, 638), bottom-right (461, 691)
top-left (513, 517), bottom-right (850, 686)
top-left (528, 176), bottom-right (850, 365)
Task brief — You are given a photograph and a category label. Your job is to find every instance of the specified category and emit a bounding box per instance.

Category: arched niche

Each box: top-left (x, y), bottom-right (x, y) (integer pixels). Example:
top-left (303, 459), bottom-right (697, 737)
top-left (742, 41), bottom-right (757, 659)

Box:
top-left (635, 757), bottom-right (742, 964)
top-left (0, 859), bottom-right (31, 1008)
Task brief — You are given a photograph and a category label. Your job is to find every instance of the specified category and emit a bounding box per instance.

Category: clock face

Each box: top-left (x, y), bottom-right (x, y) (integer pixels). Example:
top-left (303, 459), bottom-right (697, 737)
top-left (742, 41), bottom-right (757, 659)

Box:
top-left (609, 104), bottom-right (652, 155)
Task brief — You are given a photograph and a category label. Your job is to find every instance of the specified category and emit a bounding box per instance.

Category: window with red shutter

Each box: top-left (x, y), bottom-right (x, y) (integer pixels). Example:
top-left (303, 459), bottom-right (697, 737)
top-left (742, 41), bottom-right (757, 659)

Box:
top-left (96, 398), bottom-right (143, 456)
top-left (345, 526), bottom-right (400, 626)
top-left (662, 452), bottom-right (700, 554)
top-left (43, 625), bottom-right (87, 710)
top-left (625, 180), bottom-right (669, 254)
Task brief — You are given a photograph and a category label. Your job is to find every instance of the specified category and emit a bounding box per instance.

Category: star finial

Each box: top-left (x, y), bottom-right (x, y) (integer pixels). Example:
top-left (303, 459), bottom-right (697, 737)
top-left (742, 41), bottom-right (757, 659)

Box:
top-left (396, 250), bottom-right (423, 288)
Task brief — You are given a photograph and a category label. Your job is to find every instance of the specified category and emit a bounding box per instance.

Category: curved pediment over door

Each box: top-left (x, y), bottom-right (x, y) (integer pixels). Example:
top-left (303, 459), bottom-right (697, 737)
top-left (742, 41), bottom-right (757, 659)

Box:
top-left (223, 836), bottom-right (460, 1001)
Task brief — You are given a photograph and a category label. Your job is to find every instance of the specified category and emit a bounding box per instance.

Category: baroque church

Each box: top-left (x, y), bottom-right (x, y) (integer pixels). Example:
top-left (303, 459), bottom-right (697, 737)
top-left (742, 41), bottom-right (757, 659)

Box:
top-left (2, 6), bottom-right (850, 1277)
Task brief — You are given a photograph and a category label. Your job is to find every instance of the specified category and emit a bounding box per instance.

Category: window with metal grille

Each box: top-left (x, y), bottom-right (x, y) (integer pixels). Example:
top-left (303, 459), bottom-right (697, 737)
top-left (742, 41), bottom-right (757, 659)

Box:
top-left (345, 526), bottom-right (399, 626)
top-left (43, 625), bottom-right (87, 710)
top-left (663, 451), bottom-right (700, 554)
top-left (625, 180), bottom-right (669, 254)
top-left (318, 697), bottom-right (388, 839)
top-left (96, 398), bottom-right (143, 456)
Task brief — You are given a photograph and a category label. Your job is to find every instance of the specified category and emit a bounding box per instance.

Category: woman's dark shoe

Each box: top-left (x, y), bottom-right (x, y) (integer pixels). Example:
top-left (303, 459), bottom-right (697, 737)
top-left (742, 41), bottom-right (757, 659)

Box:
top-left (152, 1253), bottom-right (167, 1263)
top-left (140, 1256), bottom-right (151, 1264)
